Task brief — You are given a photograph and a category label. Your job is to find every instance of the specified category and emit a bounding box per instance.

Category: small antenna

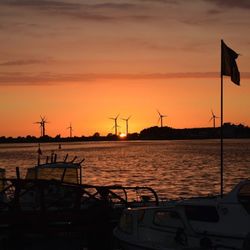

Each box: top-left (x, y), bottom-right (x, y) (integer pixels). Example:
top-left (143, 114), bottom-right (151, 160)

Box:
top-left (79, 158), bottom-right (85, 164)
top-left (64, 154), bottom-right (69, 162)
top-left (71, 156), bottom-right (77, 163)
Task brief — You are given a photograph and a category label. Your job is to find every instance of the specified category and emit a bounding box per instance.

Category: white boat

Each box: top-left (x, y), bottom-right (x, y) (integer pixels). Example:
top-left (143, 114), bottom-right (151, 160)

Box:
top-left (114, 179), bottom-right (250, 250)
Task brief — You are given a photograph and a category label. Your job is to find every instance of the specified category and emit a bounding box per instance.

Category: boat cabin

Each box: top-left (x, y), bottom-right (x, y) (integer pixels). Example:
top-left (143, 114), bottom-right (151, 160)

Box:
top-left (26, 162), bottom-right (82, 184)
top-left (114, 180), bottom-right (250, 250)
top-left (175, 180), bottom-right (250, 248)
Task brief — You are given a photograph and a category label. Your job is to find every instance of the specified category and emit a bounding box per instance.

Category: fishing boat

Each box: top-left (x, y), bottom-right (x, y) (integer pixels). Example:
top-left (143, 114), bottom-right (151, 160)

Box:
top-left (0, 153), bottom-right (159, 250)
top-left (114, 179), bottom-right (250, 250)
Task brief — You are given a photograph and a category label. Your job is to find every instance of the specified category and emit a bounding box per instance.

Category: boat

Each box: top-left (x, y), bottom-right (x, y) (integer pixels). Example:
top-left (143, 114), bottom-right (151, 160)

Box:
top-left (114, 179), bottom-right (250, 250)
top-left (0, 152), bottom-right (159, 250)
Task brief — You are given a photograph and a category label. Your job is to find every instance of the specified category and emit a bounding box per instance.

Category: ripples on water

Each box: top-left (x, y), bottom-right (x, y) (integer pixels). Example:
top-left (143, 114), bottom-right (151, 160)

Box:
top-left (0, 139), bottom-right (249, 199)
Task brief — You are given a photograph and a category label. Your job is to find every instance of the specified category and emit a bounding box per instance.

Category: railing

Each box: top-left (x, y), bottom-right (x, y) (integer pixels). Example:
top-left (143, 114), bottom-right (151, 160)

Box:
top-left (0, 178), bottom-right (159, 212)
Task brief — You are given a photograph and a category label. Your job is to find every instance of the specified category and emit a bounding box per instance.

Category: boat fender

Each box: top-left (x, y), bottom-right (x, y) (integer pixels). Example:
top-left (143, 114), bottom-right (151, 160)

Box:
top-left (242, 233), bottom-right (250, 250)
top-left (200, 237), bottom-right (212, 249)
top-left (175, 228), bottom-right (188, 246)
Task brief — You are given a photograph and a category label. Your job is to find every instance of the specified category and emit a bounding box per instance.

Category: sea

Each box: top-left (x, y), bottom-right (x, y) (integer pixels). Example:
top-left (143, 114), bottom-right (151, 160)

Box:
top-left (0, 139), bottom-right (249, 200)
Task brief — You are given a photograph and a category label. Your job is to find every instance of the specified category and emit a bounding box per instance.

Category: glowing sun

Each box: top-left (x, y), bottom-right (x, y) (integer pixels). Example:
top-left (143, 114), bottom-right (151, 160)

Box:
top-left (119, 133), bottom-right (127, 138)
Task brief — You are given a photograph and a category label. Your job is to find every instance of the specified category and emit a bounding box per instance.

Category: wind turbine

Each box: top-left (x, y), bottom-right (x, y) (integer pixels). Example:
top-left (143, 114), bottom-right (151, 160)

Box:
top-left (157, 110), bottom-right (167, 128)
top-left (209, 110), bottom-right (219, 128)
top-left (34, 116), bottom-right (46, 137)
top-left (40, 116), bottom-right (49, 136)
top-left (121, 116), bottom-right (131, 135)
top-left (67, 123), bottom-right (73, 138)
top-left (34, 116), bottom-right (49, 137)
top-left (34, 120), bottom-right (43, 137)
top-left (109, 114), bottom-right (119, 135)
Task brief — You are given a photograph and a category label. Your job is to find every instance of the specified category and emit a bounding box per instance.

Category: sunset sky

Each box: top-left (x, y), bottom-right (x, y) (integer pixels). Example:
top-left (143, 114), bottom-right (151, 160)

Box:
top-left (0, 0), bottom-right (250, 137)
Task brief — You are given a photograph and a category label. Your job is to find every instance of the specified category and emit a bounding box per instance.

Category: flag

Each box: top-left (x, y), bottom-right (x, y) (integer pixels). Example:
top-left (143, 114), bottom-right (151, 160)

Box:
top-left (221, 40), bottom-right (240, 85)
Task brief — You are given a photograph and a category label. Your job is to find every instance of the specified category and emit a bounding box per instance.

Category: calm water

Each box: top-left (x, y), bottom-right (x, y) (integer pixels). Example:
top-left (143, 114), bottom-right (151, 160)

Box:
top-left (0, 139), bottom-right (249, 199)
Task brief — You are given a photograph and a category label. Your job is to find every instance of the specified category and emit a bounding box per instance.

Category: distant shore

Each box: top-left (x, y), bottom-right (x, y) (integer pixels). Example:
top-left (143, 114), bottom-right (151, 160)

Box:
top-left (1, 123), bottom-right (250, 143)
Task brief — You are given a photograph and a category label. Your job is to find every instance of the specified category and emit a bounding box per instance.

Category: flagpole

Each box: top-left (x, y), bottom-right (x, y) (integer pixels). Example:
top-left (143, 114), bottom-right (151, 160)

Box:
top-left (220, 39), bottom-right (240, 198)
top-left (220, 40), bottom-right (224, 198)
top-left (220, 74), bottom-right (224, 198)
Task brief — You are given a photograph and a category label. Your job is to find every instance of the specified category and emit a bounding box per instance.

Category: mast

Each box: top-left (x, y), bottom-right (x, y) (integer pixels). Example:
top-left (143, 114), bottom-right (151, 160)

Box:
top-left (220, 40), bottom-right (224, 197)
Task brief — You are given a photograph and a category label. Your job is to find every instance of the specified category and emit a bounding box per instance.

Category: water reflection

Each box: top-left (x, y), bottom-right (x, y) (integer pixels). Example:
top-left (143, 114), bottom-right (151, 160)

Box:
top-left (0, 139), bottom-right (249, 199)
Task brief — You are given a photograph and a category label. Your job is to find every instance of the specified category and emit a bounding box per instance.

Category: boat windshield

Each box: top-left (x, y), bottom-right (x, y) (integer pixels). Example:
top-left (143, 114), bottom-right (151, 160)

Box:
top-left (153, 210), bottom-right (184, 228)
top-left (238, 182), bottom-right (250, 214)
top-left (26, 167), bottom-right (79, 184)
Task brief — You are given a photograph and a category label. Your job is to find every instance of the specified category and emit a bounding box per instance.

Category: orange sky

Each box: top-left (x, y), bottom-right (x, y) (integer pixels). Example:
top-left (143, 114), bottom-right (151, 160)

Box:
top-left (0, 0), bottom-right (250, 137)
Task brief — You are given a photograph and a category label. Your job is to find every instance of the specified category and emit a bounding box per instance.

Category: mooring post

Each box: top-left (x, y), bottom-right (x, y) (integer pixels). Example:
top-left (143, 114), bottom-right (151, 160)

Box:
top-left (16, 167), bottom-right (20, 179)
top-left (14, 167), bottom-right (21, 210)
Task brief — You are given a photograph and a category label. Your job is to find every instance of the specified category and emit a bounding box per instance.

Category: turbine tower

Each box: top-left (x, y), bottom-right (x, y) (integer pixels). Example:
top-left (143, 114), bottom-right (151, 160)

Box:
top-left (121, 116), bottom-right (131, 135)
top-left (40, 116), bottom-right (49, 136)
top-left (109, 114), bottom-right (119, 135)
top-left (34, 120), bottom-right (43, 137)
top-left (209, 110), bottom-right (219, 128)
top-left (67, 123), bottom-right (73, 138)
top-left (34, 116), bottom-right (48, 137)
top-left (157, 110), bottom-right (167, 128)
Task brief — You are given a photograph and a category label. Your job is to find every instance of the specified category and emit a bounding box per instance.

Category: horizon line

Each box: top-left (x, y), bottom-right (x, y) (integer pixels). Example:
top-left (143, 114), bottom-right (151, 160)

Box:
top-left (1, 122), bottom-right (248, 138)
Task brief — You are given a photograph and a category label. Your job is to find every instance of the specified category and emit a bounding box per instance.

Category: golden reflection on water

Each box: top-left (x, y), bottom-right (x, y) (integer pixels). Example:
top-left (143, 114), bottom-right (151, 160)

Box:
top-left (0, 140), bottom-right (249, 199)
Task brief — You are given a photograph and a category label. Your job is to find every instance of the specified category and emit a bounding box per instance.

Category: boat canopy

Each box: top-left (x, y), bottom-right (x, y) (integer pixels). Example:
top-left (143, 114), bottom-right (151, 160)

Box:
top-left (26, 162), bottom-right (81, 184)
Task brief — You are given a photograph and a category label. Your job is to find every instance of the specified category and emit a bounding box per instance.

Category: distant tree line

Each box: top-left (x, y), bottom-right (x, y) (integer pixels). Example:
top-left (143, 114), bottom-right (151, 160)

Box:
top-left (0, 123), bottom-right (250, 143)
top-left (139, 123), bottom-right (250, 140)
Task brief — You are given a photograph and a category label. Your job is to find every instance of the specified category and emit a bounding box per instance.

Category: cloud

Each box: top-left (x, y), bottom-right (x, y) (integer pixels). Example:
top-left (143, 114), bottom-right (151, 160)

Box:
top-left (204, 0), bottom-right (250, 9)
top-left (91, 3), bottom-right (138, 10)
top-left (0, 59), bottom-right (55, 66)
top-left (1, 0), bottom-right (152, 23)
top-left (1, 71), bottom-right (250, 85)
top-left (2, 0), bottom-right (176, 9)
top-left (0, 0), bottom-right (154, 22)
top-left (206, 9), bottom-right (223, 15)
top-left (135, 0), bottom-right (178, 4)
top-left (2, 0), bottom-right (80, 10)
top-left (181, 16), bottom-right (219, 26)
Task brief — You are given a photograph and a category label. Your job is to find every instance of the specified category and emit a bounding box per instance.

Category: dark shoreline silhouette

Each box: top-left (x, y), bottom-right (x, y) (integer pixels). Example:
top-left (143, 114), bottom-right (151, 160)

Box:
top-left (0, 123), bottom-right (250, 144)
